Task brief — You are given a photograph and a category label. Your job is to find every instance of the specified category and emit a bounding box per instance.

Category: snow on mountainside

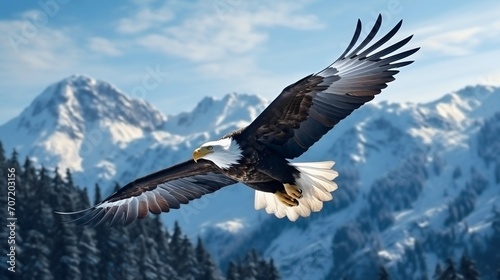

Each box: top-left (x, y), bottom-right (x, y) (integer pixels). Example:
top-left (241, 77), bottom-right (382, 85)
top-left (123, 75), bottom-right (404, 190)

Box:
top-left (0, 75), bottom-right (166, 187)
top-left (215, 85), bottom-right (500, 279)
top-left (164, 93), bottom-right (267, 136)
top-left (0, 75), bottom-right (270, 232)
top-left (1, 76), bottom-right (499, 279)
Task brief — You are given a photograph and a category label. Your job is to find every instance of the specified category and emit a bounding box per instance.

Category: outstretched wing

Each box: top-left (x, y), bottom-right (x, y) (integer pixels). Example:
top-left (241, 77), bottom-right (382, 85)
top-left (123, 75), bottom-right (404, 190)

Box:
top-left (57, 159), bottom-right (237, 226)
top-left (242, 15), bottom-right (419, 159)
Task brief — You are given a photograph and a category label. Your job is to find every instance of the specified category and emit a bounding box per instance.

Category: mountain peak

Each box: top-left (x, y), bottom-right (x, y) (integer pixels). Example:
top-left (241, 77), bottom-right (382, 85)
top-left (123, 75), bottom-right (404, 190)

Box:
top-left (455, 84), bottom-right (497, 99)
top-left (29, 75), bottom-right (166, 131)
top-left (64, 74), bottom-right (96, 86)
top-left (422, 84), bottom-right (500, 123)
top-left (194, 92), bottom-right (267, 115)
top-left (164, 92), bottom-right (268, 137)
top-left (427, 84), bottom-right (498, 104)
top-left (39, 74), bottom-right (99, 102)
top-left (0, 75), bottom-right (167, 175)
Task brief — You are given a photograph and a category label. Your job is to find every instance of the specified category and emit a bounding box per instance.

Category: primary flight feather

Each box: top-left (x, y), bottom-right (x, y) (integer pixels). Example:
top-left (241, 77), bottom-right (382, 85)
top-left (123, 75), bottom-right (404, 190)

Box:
top-left (57, 15), bottom-right (419, 226)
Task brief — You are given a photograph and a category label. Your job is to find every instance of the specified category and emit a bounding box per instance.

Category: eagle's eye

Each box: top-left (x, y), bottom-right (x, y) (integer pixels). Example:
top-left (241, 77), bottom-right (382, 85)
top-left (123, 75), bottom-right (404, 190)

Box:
top-left (206, 146), bottom-right (213, 151)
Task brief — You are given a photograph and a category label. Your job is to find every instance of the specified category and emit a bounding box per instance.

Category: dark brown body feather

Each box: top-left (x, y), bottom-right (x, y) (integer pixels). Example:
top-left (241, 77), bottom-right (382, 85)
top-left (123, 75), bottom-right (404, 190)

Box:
top-left (221, 130), bottom-right (299, 193)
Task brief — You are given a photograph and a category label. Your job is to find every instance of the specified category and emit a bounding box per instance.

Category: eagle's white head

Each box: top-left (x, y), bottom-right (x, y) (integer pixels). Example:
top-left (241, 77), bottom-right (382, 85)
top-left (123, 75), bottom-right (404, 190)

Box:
top-left (192, 137), bottom-right (243, 169)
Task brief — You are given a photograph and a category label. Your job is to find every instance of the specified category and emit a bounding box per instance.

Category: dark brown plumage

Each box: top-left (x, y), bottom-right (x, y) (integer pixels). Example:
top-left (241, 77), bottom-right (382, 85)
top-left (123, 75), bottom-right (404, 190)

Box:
top-left (243, 16), bottom-right (418, 159)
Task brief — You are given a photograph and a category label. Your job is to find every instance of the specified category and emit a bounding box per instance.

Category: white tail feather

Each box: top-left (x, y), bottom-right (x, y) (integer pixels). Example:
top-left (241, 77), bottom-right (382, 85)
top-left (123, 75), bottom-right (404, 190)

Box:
top-left (254, 161), bottom-right (339, 221)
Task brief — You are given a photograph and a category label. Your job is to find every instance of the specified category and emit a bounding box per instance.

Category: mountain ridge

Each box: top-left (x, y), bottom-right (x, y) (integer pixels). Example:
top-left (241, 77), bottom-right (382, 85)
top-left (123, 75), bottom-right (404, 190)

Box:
top-left (1, 75), bottom-right (499, 279)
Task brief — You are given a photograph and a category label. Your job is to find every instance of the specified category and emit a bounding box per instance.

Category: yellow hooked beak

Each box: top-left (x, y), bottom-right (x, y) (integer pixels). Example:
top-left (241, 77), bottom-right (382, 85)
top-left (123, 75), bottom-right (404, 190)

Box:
top-left (192, 147), bottom-right (213, 163)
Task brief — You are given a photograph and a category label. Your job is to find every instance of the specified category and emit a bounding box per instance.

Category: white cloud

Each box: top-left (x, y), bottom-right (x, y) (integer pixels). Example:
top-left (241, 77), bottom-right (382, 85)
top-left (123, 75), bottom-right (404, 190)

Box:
top-left (0, 15), bottom-right (80, 71)
top-left (0, 11), bottom-right (131, 114)
top-left (87, 37), bottom-right (122, 56)
top-left (135, 1), bottom-right (323, 62)
top-left (119, 0), bottom-right (326, 107)
top-left (419, 25), bottom-right (500, 56)
top-left (408, 7), bottom-right (500, 56)
top-left (116, 4), bottom-right (174, 34)
top-left (0, 13), bottom-right (85, 122)
top-left (377, 47), bottom-right (500, 106)
top-left (127, 0), bottom-right (325, 102)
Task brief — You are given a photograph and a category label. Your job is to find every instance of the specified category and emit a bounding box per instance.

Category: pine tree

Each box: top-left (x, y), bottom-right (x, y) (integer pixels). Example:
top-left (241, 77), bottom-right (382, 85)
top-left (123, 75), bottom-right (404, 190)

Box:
top-left (32, 167), bottom-right (55, 236)
top-left (38, 167), bottom-right (53, 203)
top-left (170, 221), bottom-right (183, 256)
top-left (459, 254), bottom-right (479, 280)
top-left (52, 217), bottom-right (82, 280)
top-left (433, 263), bottom-right (443, 280)
top-left (94, 183), bottom-right (102, 206)
top-left (226, 261), bottom-right (240, 280)
top-left (8, 149), bottom-right (21, 171)
top-left (150, 217), bottom-right (178, 279)
top-left (227, 250), bottom-right (279, 280)
top-left (241, 250), bottom-right (258, 280)
top-left (0, 141), bottom-right (5, 167)
top-left (98, 226), bottom-right (140, 280)
top-left (49, 167), bottom-right (66, 209)
top-left (20, 157), bottom-right (37, 228)
top-left (78, 228), bottom-right (100, 280)
top-left (95, 226), bottom-right (113, 280)
top-left (176, 236), bottom-right (199, 279)
top-left (52, 166), bottom-right (64, 188)
top-left (195, 237), bottom-right (222, 280)
top-left (77, 187), bottom-right (91, 210)
top-left (65, 168), bottom-right (74, 187)
top-left (137, 234), bottom-right (160, 280)
top-left (22, 157), bottom-right (37, 192)
top-left (438, 258), bottom-right (463, 280)
top-left (50, 166), bottom-right (82, 279)
top-left (379, 265), bottom-right (390, 280)
top-left (256, 257), bottom-right (280, 280)
top-left (16, 157), bottom-right (30, 196)
top-left (28, 199), bottom-right (54, 239)
top-left (266, 259), bottom-right (280, 280)
top-left (24, 229), bottom-right (53, 280)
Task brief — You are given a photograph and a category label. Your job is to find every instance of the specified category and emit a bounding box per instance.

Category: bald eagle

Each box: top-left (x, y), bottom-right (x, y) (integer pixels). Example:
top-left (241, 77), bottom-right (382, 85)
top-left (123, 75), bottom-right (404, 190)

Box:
top-left (58, 15), bottom-right (418, 226)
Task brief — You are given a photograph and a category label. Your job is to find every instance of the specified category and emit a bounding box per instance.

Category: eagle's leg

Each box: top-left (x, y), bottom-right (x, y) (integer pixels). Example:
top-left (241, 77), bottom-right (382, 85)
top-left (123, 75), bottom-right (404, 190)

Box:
top-left (275, 191), bottom-right (299, 207)
top-left (284, 183), bottom-right (302, 200)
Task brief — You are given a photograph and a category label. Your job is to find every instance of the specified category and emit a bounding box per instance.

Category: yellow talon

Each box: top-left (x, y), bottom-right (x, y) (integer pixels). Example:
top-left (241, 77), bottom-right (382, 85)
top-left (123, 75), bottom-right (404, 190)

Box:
top-left (284, 183), bottom-right (302, 199)
top-left (275, 191), bottom-right (299, 207)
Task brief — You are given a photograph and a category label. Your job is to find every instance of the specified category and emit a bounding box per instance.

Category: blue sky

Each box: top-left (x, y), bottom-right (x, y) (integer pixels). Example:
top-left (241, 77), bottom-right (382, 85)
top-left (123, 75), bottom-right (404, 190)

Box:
top-left (0, 0), bottom-right (499, 124)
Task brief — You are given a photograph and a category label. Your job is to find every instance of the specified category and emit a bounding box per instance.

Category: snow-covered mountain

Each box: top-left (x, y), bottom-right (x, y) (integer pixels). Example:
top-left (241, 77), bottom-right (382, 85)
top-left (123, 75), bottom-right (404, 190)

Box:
top-left (1, 75), bottom-right (499, 279)
top-left (0, 75), bottom-right (166, 187)
top-left (164, 92), bottom-right (267, 136)
top-left (0, 75), bottom-right (270, 233)
top-left (213, 84), bottom-right (500, 279)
